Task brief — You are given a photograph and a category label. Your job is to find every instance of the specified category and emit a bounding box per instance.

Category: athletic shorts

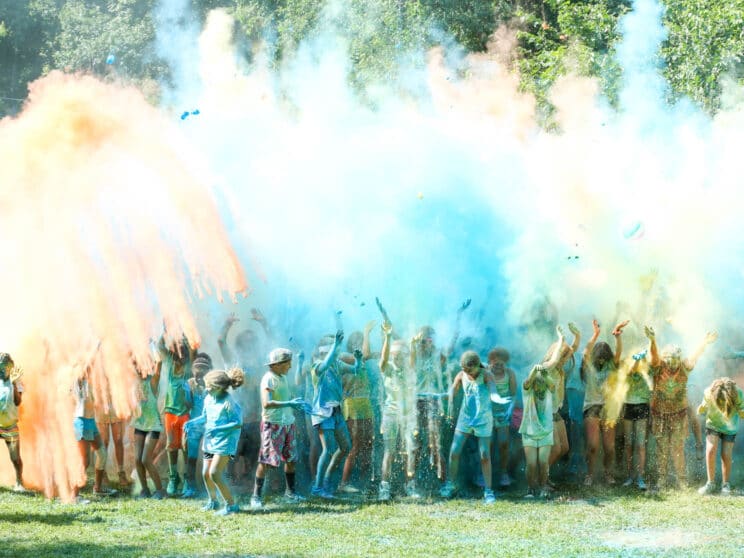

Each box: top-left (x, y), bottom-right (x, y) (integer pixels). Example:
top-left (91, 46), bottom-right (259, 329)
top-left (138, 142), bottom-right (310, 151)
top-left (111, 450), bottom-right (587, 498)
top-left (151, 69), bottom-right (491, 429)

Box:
top-left (74, 417), bottom-right (100, 442)
top-left (623, 403), bottom-right (650, 422)
top-left (380, 410), bottom-right (417, 447)
top-left (0, 424), bottom-right (19, 441)
top-left (259, 422), bottom-right (298, 467)
top-left (164, 412), bottom-right (189, 450)
top-left (134, 428), bottom-right (161, 440)
top-left (522, 432), bottom-right (554, 448)
top-left (706, 428), bottom-right (736, 444)
top-left (343, 397), bottom-right (374, 420)
top-left (583, 404), bottom-right (604, 419)
top-left (203, 452), bottom-right (234, 460)
top-left (312, 406), bottom-right (345, 430)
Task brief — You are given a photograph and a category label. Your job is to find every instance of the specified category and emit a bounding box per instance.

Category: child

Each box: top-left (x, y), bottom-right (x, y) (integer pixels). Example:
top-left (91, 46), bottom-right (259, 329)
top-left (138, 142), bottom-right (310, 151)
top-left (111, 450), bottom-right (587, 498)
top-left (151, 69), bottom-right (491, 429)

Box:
top-left (96, 386), bottom-right (129, 488)
top-left (488, 347), bottom-right (517, 488)
top-left (310, 330), bottom-right (359, 498)
top-left (156, 336), bottom-right (194, 496)
top-left (182, 353), bottom-right (212, 498)
top-left (251, 348), bottom-right (305, 508)
top-left (185, 368), bottom-right (244, 515)
top-left (377, 321), bottom-right (417, 501)
top-left (132, 361), bottom-right (165, 499)
top-left (645, 326), bottom-right (717, 491)
top-left (697, 377), bottom-right (744, 495)
top-left (581, 319), bottom-right (628, 486)
top-left (440, 351), bottom-right (498, 504)
top-left (622, 354), bottom-right (652, 489)
top-left (0, 353), bottom-right (25, 491)
top-left (340, 323), bottom-right (376, 494)
top-left (519, 364), bottom-right (555, 498)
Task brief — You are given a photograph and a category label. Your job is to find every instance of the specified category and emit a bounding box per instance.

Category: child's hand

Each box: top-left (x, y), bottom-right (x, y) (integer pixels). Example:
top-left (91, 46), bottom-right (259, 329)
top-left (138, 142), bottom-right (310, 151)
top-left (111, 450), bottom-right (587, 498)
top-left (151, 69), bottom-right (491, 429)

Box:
top-left (556, 325), bottom-right (565, 340)
top-left (381, 321), bottom-right (393, 336)
top-left (225, 313), bottom-right (239, 327)
top-left (334, 330), bottom-right (344, 345)
top-left (297, 350), bottom-right (305, 365)
top-left (364, 320), bottom-right (377, 333)
top-left (612, 320), bottom-right (630, 337)
top-left (592, 319), bottom-right (600, 336)
top-left (250, 308), bottom-right (266, 324)
top-left (353, 349), bottom-right (363, 361)
top-left (458, 298), bottom-right (472, 313)
top-left (705, 331), bottom-right (718, 345)
top-left (568, 322), bottom-right (580, 336)
top-left (289, 397), bottom-right (305, 409)
top-left (644, 325), bottom-right (655, 340)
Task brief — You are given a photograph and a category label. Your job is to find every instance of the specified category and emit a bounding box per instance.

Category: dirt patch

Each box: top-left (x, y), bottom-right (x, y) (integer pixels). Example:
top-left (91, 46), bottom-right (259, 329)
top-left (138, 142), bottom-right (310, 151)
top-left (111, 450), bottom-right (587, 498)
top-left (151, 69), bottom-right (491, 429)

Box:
top-left (601, 528), bottom-right (705, 550)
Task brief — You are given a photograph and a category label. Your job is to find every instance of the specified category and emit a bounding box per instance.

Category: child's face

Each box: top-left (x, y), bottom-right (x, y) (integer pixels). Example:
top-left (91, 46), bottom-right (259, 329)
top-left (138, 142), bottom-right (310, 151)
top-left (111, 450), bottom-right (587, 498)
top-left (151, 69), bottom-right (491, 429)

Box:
top-left (489, 357), bottom-right (505, 372)
top-left (193, 364), bottom-right (209, 382)
top-left (271, 360), bottom-right (292, 376)
top-left (207, 385), bottom-right (225, 397)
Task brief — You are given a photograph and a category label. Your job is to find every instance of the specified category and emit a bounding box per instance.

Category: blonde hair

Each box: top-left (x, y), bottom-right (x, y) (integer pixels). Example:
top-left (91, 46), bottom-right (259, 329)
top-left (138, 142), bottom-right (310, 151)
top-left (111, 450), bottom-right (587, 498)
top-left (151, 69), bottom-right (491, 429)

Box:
top-left (708, 377), bottom-right (740, 419)
top-left (205, 367), bottom-right (245, 392)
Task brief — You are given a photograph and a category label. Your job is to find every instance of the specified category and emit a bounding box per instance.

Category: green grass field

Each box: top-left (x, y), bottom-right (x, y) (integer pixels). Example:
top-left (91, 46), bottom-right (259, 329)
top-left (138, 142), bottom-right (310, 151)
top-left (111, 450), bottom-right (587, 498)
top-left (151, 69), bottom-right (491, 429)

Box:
top-left (1, 483), bottom-right (743, 557)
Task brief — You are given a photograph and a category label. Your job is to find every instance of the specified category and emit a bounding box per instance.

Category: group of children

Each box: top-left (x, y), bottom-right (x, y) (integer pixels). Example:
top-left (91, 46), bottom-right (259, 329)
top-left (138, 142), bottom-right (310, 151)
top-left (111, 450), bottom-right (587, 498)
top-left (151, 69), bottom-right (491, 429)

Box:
top-left (1, 307), bottom-right (743, 512)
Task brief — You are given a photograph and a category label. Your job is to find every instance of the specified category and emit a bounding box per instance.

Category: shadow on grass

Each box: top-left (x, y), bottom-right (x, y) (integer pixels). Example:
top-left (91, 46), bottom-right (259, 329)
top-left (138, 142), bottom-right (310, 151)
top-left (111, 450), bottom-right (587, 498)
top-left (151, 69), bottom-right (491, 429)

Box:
top-left (0, 539), bottom-right (142, 558)
top-left (0, 511), bottom-right (91, 525)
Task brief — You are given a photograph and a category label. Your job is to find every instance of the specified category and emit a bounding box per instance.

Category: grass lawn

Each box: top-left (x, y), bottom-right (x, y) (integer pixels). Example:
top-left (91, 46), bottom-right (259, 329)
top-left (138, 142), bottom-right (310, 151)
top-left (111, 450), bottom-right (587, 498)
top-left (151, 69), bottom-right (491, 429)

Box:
top-left (1, 483), bottom-right (743, 557)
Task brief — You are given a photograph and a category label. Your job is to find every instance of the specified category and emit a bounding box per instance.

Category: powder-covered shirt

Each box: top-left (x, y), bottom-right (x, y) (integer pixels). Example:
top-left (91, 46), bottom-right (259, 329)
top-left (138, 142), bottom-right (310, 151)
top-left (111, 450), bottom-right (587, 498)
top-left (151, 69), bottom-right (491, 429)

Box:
top-left (699, 386), bottom-right (744, 436)
top-left (491, 369), bottom-right (513, 420)
top-left (188, 379), bottom-right (207, 421)
top-left (311, 361), bottom-right (345, 418)
top-left (650, 362), bottom-right (692, 414)
top-left (415, 353), bottom-right (440, 394)
top-left (380, 361), bottom-right (415, 416)
top-left (261, 371), bottom-right (295, 426)
top-left (548, 364), bottom-right (566, 411)
top-left (625, 368), bottom-right (652, 405)
top-left (583, 361), bottom-right (615, 410)
top-left (0, 378), bottom-right (23, 428)
top-left (456, 372), bottom-right (493, 433)
top-left (202, 393), bottom-right (243, 455)
top-left (343, 363), bottom-right (371, 400)
top-left (519, 384), bottom-right (553, 439)
top-left (132, 376), bottom-right (162, 432)
top-left (162, 354), bottom-right (190, 416)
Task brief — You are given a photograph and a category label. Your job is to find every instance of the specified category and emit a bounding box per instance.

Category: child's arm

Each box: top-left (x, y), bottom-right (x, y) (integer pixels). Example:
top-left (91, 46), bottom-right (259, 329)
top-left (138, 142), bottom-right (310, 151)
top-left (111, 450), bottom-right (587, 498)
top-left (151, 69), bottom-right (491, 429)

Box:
top-left (338, 350), bottom-right (364, 376)
top-left (250, 308), bottom-right (274, 343)
top-left (543, 326), bottom-right (566, 370)
top-left (582, 319), bottom-right (601, 372)
top-left (409, 332), bottom-right (420, 370)
top-left (379, 321), bottom-right (393, 371)
top-left (217, 314), bottom-right (238, 366)
top-left (612, 320), bottom-right (629, 366)
top-left (151, 362), bottom-right (161, 397)
top-left (685, 331), bottom-right (718, 370)
top-left (317, 330), bottom-right (344, 375)
top-left (506, 368), bottom-right (517, 418)
top-left (568, 322), bottom-right (581, 355)
top-left (447, 372), bottom-right (463, 419)
top-left (12, 382), bottom-right (22, 406)
top-left (294, 351), bottom-right (306, 388)
top-left (183, 408), bottom-right (206, 433)
top-left (645, 326), bottom-right (660, 367)
top-left (262, 379), bottom-right (304, 410)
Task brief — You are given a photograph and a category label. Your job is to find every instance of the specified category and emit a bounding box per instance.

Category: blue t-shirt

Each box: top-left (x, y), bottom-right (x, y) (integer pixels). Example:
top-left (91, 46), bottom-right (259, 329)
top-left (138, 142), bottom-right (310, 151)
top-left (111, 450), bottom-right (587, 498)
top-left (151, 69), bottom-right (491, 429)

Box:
top-left (202, 393), bottom-right (242, 455)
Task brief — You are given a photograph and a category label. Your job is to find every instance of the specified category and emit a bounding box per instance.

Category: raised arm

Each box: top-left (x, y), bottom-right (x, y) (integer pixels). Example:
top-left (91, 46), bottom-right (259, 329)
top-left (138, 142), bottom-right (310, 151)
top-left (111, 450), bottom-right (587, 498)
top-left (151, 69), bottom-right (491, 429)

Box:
top-left (685, 331), bottom-right (718, 370)
top-left (362, 320), bottom-right (376, 361)
top-left (523, 364), bottom-right (544, 391)
top-left (294, 351), bottom-right (306, 388)
top-left (583, 319), bottom-right (601, 367)
top-left (379, 321), bottom-right (393, 371)
top-left (542, 326), bottom-right (565, 370)
top-left (217, 314), bottom-right (238, 366)
top-left (317, 330), bottom-right (344, 374)
top-left (645, 326), bottom-right (659, 368)
top-left (612, 320), bottom-right (629, 366)
top-left (250, 308), bottom-right (274, 343)
top-left (568, 322), bottom-right (581, 355)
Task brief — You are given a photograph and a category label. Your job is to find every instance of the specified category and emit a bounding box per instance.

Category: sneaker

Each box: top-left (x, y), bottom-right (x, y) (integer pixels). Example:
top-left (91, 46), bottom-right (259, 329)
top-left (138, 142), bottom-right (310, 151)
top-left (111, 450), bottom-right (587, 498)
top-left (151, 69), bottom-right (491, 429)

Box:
top-left (583, 475), bottom-right (593, 487)
top-left (311, 485), bottom-right (334, 499)
top-left (151, 489), bottom-right (166, 500)
top-left (201, 499), bottom-right (219, 511)
top-left (499, 473), bottom-right (512, 488)
top-left (604, 474), bottom-right (616, 486)
top-left (12, 483), bottom-right (27, 493)
top-left (93, 487), bottom-right (119, 497)
top-left (284, 492), bottom-right (306, 504)
top-left (636, 478), bottom-right (647, 491)
top-left (250, 496), bottom-right (263, 509)
top-left (698, 481), bottom-right (716, 495)
top-left (721, 482), bottom-right (732, 495)
top-left (622, 478), bottom-right (634, 488)
top-left (137, 489), bottom-right (152, 499)
top-left (523, 488), bottom-right (535, 499)
top-left (181, 479), bottom-right (196, 499)
top-left (539, 488), bottom-right (551, 499)
top-left (378, 481), bottom-right (391, 502)
top-left (338, 483), bottom-right (361, 494)
top-left (166, 475), bottom-right (181, 497)
top-left (216, 503), bottom-right (240, 515)
top-left (483, 489), bottom-right (497, 504)
top-left (439, 481), bottom-right (456, 499)
top-left (74, 496), bottom-right (91, 505)
top-left (405, 479), bottom-right (422, 499)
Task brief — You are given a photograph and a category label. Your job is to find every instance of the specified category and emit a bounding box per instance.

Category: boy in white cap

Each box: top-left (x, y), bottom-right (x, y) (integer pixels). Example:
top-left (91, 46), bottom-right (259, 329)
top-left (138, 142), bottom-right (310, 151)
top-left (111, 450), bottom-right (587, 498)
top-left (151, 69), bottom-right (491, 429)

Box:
top-left (251, 348), bottom-right (306, 508)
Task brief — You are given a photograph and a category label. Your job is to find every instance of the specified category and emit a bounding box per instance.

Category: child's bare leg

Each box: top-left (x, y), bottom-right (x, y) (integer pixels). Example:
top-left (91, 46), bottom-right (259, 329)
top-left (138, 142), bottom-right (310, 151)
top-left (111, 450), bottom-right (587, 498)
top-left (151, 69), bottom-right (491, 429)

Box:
top-left (704, 433), bottom-right (718, 483)
top-left (359, 418), bottom-right (374, 486)
top-left (110, 421), bottom-right (125, 476)
top-left (623, 420), bottom-right (634, 477)
top-left (89, 436), bottom-right (107, 492)
top-left (477, 436), bottom-right (492, 490)
top-left (585, 417), bottom-right (600, 480)
top-left (143, 434), bottom-right (163, 491)
top-left (134, 432), bottom-right (148, 493)
top-left (497, 427), bottom-right (509, 475)
top-left (635, 420), bottom-right (648, 479)
top-left (670, 425), bottom-right (687, 486)
top-left (447, 431), bottom-right (467, 485)
top-left (721, 440), bottom-right (733, 484)
top-left (602, 423), bottom-right (616, 480)
top-left (549, 417), bottom-right (568, 467)
top-left (327, 423), bottom-right (351, 478)
top-left (210, 455), bottom-right (234, 505)
top-left (6, 439), bottom-right (23, 485)
top-left (341, 419), bottom-right (361, 484)
top-left (305, 416), bottom-right (319, 479)
top-left (524, 446), bottom-right (537, 490)
top-left (315, 428), bottom-right (335, 488)
top-left (538, 445), bottom-right (552, 489)
top-left (380, 436), bottom-right (395, 482)
top-left (202, 458), bottom-right (216, 501)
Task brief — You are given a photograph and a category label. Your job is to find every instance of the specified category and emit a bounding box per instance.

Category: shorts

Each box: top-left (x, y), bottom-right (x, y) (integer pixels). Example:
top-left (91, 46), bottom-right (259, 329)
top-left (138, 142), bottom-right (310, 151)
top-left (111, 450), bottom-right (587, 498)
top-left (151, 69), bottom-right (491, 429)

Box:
top-left (552, 412), bottom-right (564, 423)
top-left (0, 424), bottom-right (19, 441)
top-left (381, 409), bottom-right (417, 448)
top-left (493, 410), bottom-right (510, 430)
top-left (623, 403), bottom-right (650, 422)
top-left (134, 428), bottom-right (161, 440)
top-left (202, 452), bottom-right (234, 460)
top-left (185, 426), bottom-right (204, 459)
top-left (259, 422), bottom-right (298, 467)
top-left (583, 404), bottom-right (604, 419)
top-left (522, 432), bottom-right (554, 448)
top-left (74, 417), bottom-right (100, 442)
top-left (312, 406), bottom-right (345, 430)
top-left (651, 409), bottom-right (688, 438)
top-left (706, 428), bottom-right (736, 444)
top-left (343, 397), bottom-right (374, 420)
top-left (236, 421), bottom-right (260, 459)
top-left (164, 412), bottom-right (189, 450)
top-left (456, 423), bottom-right (492, 438)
